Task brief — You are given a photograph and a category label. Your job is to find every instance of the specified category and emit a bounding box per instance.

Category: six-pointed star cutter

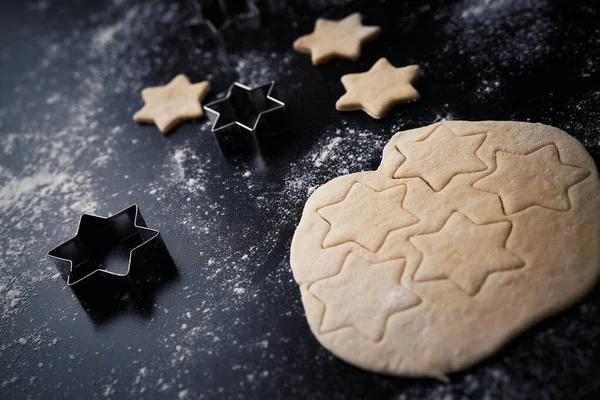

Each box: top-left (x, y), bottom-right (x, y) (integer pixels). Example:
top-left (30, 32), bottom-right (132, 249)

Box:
top-left (187, 0), bottom-right (261, 33)
top-left (47, 205), bottom-right (172, 301)
top-left (203, 81), bottom-right (285, 153)
top-left (184, 0), bottom-right (263, 54)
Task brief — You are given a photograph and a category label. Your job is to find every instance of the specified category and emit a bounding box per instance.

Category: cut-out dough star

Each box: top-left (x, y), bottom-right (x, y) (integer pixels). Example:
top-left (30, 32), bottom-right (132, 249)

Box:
top-left (317, 182), bottom-right (419, 252)
top-left (309, 253), bottom-right (421, 341)
top-left (336, 58), bottom-right (420, 119)
top-left (473, 144), bottom-right (590, 214)
top-left (394, 126), bottom-right (487, 191)
top-left (293, 13), bottom-right (381, 66)
top-left (133, 74), bottom-right (211, 134)
top-left (410, 212), bottom-right (524, 296)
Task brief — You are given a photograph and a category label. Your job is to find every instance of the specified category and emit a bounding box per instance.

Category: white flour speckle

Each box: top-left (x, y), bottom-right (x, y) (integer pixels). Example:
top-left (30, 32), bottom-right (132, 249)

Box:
top-left (385, 289), bottom-right (413, 309)
top-left (233, 287), bottom-right (246, 295)
top-left (102, 380), bottom-right (118, 397)
top-left (178, 389), bottom-right (190, 399)
top-left (445, 0), bottom-right (553, 74)
top-left (312, 136), bottom-right (343, 167)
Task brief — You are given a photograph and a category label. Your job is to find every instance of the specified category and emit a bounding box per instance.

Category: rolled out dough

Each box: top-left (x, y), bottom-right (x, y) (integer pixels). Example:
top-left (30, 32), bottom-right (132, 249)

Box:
top-left (290, 121), bottom-right (600, 379)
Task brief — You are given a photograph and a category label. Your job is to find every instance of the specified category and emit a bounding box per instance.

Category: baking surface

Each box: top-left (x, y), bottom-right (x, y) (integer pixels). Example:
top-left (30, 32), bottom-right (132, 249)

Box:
top-left (0, 0), bottom-right (599, 398)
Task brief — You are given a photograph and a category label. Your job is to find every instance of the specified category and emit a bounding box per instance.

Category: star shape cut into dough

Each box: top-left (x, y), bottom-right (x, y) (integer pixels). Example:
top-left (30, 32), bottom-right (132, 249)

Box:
top-left (317, 182), bottom-right (419, 252)
top-left (309, 253), bottom-right (421, 341)
top-left (336, 58), bottom-right (420, 119)
top-left (410, 213), bottom-right (524, 296)
top-left (293, 13), bottom-right (381, 66)
top-left (133, 74), bottom-right (211, 134)
top-left (473, 144), bottom-right (590, 214)
top-left (394, 126), bottom-right (487, 191)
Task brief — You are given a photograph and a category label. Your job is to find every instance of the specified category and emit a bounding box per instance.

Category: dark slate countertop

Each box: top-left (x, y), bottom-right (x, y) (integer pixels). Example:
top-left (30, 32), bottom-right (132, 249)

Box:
top-left (1, 0), bottom-right (599, 398)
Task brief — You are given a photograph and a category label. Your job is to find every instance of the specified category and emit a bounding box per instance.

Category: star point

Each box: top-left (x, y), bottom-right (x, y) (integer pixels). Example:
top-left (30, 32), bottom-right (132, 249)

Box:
top-left (293, 12), bottom-right (381, 66)
top-left (410, 212), bottom-right (524, 296)
top-left (317, 182), bottom-right (419, 252)
top-left (133, 74), bottom-right (211, 134)
top-left (309, 253), bottom-right (421, 341)
top-left (473, 144), bottom-right (590, 214)
top-left (394, 126), bottom-right (487, 191)
top-left (203, 82), bottom-right (284, 133)
top-left (336, 58), bottom-right (421, 119)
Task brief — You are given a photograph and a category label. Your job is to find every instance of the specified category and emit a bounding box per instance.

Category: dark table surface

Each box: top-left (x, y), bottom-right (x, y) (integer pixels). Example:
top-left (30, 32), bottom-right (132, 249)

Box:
top-left (1, 0), bottom-right (600, 399)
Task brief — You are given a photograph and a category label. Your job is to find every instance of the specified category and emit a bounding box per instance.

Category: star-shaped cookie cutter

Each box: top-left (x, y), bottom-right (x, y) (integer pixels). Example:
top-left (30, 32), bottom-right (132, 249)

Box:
top-left (47, 205), bottom-right (173, 302)
top-left (203, 81), bottom-right (285, 153)
top-left (185, 0), bottom-right (261, 47)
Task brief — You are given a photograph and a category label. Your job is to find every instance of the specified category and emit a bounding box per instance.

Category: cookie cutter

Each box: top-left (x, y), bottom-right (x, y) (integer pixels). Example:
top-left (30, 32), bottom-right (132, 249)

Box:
top-left (47, 204), bottom-right (174, 304)
top-left (185, 0), bottom-right (261, 44)
top-left (203, 81), bottom-right (285, 154)
top-left (184, 15), bottom-right (226, 52)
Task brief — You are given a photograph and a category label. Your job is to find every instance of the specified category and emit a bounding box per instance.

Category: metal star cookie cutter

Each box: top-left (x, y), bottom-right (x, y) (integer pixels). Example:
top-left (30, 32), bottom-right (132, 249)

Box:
top-left (203, 81), bottom-right (285, 153)
top-left (185, 0), bottom-right (261, 45)
top-left (47, 204), bottom-right (172, 301)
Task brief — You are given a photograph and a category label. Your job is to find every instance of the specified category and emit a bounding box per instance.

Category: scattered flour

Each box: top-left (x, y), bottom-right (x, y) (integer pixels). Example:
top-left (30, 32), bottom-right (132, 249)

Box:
top-left (460, 0), bottom-right (498, 18)
top-left (1, 0), bottom-right (597, 399)
top-left (178, 389), bottom-right (190, 399)
top-left (312, 136), bottom-right (343, 167)
top-left (234, 50), bottom-right (294, 87)
top-left (233, 287), bottom-right (246, 295)
top-left (444, 0), bottom-right (554, 72)
top-left (280, 123), bottom-right (391, 204)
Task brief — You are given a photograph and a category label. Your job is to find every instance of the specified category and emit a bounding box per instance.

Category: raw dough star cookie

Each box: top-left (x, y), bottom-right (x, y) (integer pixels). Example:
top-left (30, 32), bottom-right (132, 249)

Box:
top-left (336, 58), bottom-right (420, 119)
top-left (133, 74), bottom-right (210, 134)
top-left (318, 182), bottom-right (418, 252)
top-left (310, 253), bottom-right (421, 342)
top-left (410, 212), bottom-right (524, 296)
top-left (473, 145), bottom-right (590, 214)
top-left (293, 13), bottom-right (381, 66)
top-left (290, 121), bottom-right (600, 379)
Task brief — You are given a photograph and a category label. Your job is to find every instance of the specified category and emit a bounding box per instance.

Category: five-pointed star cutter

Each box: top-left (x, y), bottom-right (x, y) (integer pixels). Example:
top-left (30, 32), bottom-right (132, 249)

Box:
top-left (203, 81), bottom-right (285, 153)
top-left (47, 205), bottom-right (172, 302)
